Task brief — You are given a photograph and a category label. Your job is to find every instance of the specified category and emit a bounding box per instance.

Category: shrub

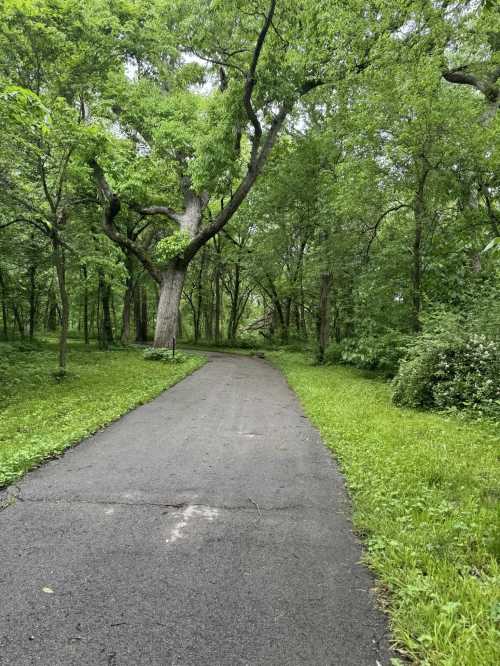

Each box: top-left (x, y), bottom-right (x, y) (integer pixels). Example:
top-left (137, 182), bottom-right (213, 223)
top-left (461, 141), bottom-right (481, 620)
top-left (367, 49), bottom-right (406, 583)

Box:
top-left (231, 336), bottom-right (260, 349)
top-left (392, 332), bottom-right (500, 417)
top-left (323, 341), bottom-right (343, 364)
top-left (143, 348), bottom-right (188, 364)
top-left (340, 331), bottom-right (412, 376)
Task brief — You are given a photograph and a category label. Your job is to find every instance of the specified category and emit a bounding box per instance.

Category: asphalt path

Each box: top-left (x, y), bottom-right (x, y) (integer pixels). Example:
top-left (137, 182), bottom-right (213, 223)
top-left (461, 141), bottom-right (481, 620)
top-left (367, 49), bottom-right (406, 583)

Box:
top-left (0, 352), bottom-right (392, 665)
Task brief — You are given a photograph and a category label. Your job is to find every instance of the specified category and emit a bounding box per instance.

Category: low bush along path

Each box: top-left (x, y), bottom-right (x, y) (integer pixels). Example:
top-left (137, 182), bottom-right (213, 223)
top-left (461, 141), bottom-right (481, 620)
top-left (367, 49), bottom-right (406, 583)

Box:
top-left (0, 352), bottom-right (391, 666)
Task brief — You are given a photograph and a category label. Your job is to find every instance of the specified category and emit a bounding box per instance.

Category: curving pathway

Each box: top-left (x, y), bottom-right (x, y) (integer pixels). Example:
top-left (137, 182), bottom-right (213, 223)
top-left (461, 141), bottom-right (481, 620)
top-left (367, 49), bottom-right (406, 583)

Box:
top-left (0, 352), bottom-right (392, 665)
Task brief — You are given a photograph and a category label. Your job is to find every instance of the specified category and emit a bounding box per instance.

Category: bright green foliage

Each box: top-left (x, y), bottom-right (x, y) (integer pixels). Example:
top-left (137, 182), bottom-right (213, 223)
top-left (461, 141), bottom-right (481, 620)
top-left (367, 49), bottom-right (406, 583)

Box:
top-left (393, 332), bottom-right (500, 418)
top-left (143, 347), bottom-right (189, 363)
top-left (155, 231), bottom-right (191, 264)
top-left (339, 331), bottom-right (413, 377)
top-left (272, 351), bottom-right (500, 665)
top-left (0, 341), bottom-right (205, 487)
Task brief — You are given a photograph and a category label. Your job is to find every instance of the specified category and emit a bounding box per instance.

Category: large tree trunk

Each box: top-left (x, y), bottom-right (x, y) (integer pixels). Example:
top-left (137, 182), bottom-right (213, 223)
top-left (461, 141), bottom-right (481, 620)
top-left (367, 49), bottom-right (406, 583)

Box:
top-left (154, 263), bottom-right (187, 347)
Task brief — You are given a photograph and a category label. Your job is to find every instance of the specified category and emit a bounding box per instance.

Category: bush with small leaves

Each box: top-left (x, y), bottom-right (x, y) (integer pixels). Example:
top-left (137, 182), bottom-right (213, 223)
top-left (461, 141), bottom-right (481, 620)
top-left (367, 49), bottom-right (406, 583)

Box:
top-left (392, 333), bottom-right (500, 417)
top-left (339, 331), bottom-right (412, 376)
top-left (143, 348), bottom-right (188, 364)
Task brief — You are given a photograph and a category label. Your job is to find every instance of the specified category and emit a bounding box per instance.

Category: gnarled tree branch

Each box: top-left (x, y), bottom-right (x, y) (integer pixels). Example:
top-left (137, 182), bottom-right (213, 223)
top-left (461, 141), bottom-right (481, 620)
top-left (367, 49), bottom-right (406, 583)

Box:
top-left (139, 206), bottom-right (183, 223)
top-left (90, 159), bottom-right (162, 283)
top-left (243, 0), bottom-right (277, 166)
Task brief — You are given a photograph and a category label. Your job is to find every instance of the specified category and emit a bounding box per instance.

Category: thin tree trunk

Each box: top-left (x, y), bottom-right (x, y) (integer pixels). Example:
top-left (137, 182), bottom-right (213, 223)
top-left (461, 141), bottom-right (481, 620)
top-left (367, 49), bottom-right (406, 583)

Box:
top-left (300, 284), bottom-right (307, 340)
top-left (121, 287), bottom-right (132, 344)
top-left (275, 300), bottom-right (287, 343)
top-left (412, 210), bottom-right (423, 332)
top-left (140, 287), bottom-right (148, 342)
top-left (12, 304), bottom-right (25, 338)
top-left (318, 271), bottom-right (332, 364)
top-left (46, 285), bottom-right (58, 332)
top-left (53, 239), bottom-right (69, 372)
top-left (293, 302), bottom-right (300, 336)
top-left (228, 264), bottom-right (241, 341)
top-left (284, 297), bottom-right (291, 338)
top-left (411, 173), bottom-right (427, 333)
top-left (134, 286), bottom-right (144, 343)
top-left (194, 250), bottom-right (206, 342)
top-left (214, 265), bottom-right (221, 345)
top-left (82, 266), bottom-right (89, 345)
top-left (121, 258), bottom-right (134, 344)
top-left (101, 280), bottom-right (114, 347)
top-left (177, 309), bottom-right (183, 339)
top-left (28, 263), bottom-right (36, 340)
top-left (0, 269), bottom-right (9, 340)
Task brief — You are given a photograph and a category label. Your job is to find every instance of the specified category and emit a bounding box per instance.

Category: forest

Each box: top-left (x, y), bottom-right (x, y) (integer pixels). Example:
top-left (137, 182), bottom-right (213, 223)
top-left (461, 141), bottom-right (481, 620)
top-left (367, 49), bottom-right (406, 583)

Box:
top-left (0, 1), bottom-right (499, 665)
top-left (1, 0), bottom-right (499, 415)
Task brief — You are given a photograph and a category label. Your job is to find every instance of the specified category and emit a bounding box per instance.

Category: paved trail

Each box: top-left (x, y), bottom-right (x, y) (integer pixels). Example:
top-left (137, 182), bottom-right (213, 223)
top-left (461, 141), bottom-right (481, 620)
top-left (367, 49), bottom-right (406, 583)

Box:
top-left (0, 353), bottom-right (392, 665)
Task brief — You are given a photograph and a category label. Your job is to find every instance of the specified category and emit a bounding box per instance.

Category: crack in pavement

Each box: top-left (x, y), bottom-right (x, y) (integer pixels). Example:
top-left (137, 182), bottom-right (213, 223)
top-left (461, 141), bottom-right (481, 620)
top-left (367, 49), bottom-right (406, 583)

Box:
top-left (3, 494), bottom-right (309, 513)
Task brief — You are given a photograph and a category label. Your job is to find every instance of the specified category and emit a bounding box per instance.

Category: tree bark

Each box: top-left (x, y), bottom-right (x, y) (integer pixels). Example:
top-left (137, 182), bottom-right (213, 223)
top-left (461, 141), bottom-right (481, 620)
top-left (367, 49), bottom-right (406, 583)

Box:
top-left (411, 170), bottom-right (428, 333)
top-left (28, 263), bottom-right (37, 340)
top-left (46, 285), bottom-right (59, 332)
top-left (12, 304), bottom-right (25, 338)
top-left (140, 287), bottom-right (148, 343)
top-left (98, 275), bottom-right (114, 348)
top-left (121, 257), bottom-right (134, 344)
top-left (194, 250), bottom-right (206, 342)
top-left (318, 271), bottom-right (332, 364)
top-left (121, 285), bottom-right (133, 344)
top-left (134, 287), bottom-right (143, 343)
top-left (0, 269), bottom-right (9, 340)
top-left (412, 209), bottom-right (423, 333)
top-left (154, 263), bottom-right (187, 347)
top-left (53, 238), bottom-right (69, 372)
top-left (81, 265), bottom-right (89, 345)
top-left (214, 264), bottom-right (221, 345)
top-left (227, 264), bottom-right (241, 341)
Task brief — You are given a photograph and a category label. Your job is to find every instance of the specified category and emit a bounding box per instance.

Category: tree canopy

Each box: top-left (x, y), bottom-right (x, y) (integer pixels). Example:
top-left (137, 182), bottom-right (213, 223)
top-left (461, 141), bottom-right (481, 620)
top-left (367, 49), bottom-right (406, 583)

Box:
top-left (0, 0), bottom-right (498, 395)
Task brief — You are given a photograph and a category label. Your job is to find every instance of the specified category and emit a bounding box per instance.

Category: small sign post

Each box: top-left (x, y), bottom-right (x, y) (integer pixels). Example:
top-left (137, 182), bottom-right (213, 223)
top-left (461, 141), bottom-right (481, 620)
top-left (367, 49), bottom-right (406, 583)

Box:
top-left (172, 336), bottom-right (176, 358)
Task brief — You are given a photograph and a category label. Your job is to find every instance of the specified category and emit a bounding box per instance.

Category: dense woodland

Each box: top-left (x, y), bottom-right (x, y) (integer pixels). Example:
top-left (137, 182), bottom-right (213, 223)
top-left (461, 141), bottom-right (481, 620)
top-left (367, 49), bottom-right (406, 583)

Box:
top-left (0, 0), bottom-right (499, 415)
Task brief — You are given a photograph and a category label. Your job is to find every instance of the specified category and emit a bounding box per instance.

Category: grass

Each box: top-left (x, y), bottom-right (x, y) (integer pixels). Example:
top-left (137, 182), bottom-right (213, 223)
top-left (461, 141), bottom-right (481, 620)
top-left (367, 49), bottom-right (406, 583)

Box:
top-left (270, 351), bottom-right (500, 666)
top-left (0, 340), bottom-right (205, 488)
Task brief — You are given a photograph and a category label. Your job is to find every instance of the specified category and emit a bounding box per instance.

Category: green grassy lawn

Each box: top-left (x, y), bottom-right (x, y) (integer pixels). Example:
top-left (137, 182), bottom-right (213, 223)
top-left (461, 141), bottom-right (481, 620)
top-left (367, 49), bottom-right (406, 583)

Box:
top-left (270, 351), bottom-right (500, 666)
top-left (0, 341), bottom-right (205, 488)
